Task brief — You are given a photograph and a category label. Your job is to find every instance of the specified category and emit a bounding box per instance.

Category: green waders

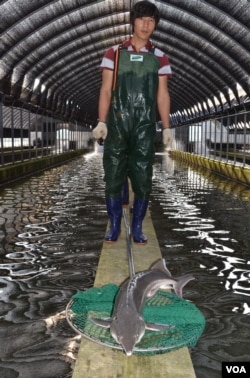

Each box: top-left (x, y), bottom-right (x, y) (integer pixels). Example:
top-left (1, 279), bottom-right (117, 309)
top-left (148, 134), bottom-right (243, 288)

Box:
top-left (103, 48), bottom-right (159, 243)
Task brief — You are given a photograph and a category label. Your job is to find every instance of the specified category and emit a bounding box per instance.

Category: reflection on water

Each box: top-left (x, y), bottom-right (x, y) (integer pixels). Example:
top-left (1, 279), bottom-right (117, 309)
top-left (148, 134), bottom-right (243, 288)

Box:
top-left (0, 151), bottom-right (249, 378)
top-left (151, 153), bottom-right (250, 378)
top-left (0, 153), bottom-right (107, 378)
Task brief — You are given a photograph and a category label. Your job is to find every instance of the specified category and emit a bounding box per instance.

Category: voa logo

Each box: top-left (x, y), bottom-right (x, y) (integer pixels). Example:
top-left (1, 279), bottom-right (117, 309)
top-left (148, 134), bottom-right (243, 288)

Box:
top-left (226, 365), bottom-right (247, 374)
top-left (222, 362), bottom-right (249, 377)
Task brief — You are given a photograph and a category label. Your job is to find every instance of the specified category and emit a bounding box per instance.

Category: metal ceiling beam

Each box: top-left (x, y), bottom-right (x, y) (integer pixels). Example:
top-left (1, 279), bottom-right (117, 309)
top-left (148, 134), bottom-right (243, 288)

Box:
top-left (0, 0), bottom-right (249, 124)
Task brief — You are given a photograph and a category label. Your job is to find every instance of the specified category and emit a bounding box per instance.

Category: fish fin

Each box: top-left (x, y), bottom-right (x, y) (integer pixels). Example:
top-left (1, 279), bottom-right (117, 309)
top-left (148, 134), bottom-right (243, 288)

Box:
top-left (146, 288), bottom-right (160, 297)
top-left (145, 322), bottom-right (175, 331)
top-left (150, 259), bottom-right (172, 276)
top-left (90, 317), bottom-right (112, 328)
top-left (174, 274), bottom-right (196, 297)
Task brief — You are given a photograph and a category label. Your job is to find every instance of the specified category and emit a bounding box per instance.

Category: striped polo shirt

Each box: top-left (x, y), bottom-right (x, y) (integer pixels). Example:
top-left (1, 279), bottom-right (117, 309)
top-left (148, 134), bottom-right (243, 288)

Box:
top-left (100, 37), bottom-right (172, 77)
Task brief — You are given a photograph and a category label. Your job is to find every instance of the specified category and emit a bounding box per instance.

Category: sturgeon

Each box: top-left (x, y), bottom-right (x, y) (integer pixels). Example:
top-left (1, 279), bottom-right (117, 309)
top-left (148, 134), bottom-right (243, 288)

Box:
top-left (91, 259), bottom-right (195, 356)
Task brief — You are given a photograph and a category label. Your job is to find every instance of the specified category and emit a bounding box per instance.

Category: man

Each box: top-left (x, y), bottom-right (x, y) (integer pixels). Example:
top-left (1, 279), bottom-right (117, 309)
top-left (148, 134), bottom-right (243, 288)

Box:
top-left (93, 1), bottom-right (172, 244)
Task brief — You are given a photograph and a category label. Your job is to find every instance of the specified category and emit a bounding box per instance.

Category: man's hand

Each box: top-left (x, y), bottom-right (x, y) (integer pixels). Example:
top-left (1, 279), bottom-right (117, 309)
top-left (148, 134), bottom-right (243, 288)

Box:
top-left (93, 122), bottom-right (108, 140)
top-left (163, 128), bottom-right (173, 148)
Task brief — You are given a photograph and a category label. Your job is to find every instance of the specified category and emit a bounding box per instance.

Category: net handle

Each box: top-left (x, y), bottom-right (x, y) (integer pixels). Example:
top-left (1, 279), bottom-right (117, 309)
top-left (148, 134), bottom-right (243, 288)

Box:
top-left (123, 208), bottom-right (135, 278)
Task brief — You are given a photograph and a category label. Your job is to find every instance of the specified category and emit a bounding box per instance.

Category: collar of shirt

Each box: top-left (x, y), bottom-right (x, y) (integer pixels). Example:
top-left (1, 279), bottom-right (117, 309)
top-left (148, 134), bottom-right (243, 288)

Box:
top-left (122, 37), bottom-right (153, 52)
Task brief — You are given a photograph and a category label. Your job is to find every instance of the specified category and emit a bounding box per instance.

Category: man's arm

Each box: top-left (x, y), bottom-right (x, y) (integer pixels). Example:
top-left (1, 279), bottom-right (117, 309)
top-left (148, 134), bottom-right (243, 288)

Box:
top-left (157, 75), bottom-right (170, 129)
top-left (98, 69), bottom-right (113, 122)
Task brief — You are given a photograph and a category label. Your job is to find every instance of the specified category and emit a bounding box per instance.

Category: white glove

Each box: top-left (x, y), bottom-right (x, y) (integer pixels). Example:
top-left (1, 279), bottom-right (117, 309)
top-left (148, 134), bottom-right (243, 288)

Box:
top-left (163, 128), bottom-right (173, 148)
top-left (93, 122), bottom-right (108, 140)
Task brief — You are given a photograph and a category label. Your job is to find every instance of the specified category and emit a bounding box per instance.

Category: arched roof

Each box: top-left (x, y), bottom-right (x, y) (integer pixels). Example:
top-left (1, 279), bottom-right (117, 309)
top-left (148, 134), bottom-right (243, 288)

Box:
top-left (0, 0), bottom-right (249, 125)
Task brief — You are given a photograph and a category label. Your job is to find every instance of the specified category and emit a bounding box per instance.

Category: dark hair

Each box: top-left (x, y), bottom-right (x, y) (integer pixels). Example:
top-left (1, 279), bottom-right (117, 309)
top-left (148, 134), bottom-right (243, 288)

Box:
top-left (130, 1), bottom-right (160, 28)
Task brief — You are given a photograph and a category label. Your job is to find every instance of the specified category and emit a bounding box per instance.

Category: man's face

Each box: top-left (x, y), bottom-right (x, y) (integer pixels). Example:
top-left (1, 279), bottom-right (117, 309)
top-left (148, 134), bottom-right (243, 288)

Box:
top-left (133, 16), bottom-right (156, 41)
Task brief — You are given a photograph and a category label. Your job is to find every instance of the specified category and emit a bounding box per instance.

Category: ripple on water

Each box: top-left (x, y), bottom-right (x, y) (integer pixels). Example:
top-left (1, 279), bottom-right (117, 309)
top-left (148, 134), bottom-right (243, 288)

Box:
top-left (0, 153), bottom-right (249, 378)
top-left (0, 154), bottom-right (107, 378)
top-left (151, 154), bottom-right (250, 377)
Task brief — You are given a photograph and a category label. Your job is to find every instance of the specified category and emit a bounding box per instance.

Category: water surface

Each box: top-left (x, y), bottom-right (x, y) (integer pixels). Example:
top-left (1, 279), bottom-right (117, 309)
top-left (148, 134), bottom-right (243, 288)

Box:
top-left (0, 151), bottom-right (249, 378)
top-left (151, 153), bottom-right (250, 378)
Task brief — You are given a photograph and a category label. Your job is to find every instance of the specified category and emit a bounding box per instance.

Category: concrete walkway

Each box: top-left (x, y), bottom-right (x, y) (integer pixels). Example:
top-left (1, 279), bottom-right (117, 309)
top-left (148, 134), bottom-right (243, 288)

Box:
top-left (72, 206), bottom-right (196, 378)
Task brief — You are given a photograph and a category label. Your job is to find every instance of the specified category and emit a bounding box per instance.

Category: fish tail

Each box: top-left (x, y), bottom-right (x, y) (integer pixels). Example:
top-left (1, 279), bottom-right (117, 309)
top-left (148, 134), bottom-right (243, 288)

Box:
top-left (174, 274), bottom-right (195, 297)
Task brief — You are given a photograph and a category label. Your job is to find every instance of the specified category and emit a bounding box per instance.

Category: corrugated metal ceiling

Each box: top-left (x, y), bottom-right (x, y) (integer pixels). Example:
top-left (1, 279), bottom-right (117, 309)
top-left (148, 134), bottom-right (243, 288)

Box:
top-left (0, 0), bottom-right (249, 125)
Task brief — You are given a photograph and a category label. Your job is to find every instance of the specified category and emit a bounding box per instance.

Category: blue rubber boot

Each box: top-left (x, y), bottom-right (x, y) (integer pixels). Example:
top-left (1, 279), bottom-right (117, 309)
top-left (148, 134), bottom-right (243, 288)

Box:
top-left (132, 198), bottom-right (148, 244)
top-left (104, 198), bottom-right (122, 243)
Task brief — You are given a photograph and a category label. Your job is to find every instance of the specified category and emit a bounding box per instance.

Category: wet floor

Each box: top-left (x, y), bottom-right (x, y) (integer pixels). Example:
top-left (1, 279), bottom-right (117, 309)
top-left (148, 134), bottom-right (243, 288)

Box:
top-left (0, 151), bottom-right (249, 378)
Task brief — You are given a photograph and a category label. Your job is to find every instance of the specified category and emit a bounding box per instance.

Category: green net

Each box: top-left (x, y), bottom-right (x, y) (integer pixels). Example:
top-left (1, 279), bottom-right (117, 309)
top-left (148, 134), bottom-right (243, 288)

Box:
top-left (66, 283), bottom-right (205, 355)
